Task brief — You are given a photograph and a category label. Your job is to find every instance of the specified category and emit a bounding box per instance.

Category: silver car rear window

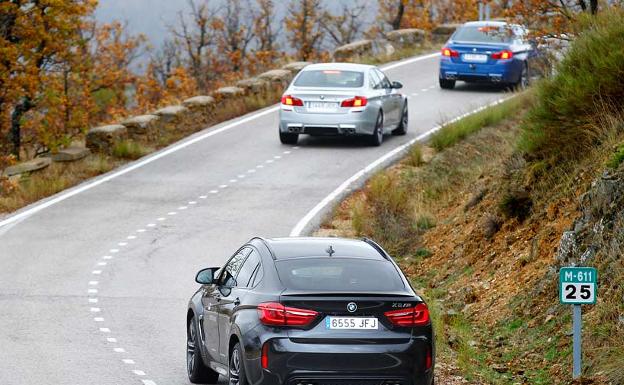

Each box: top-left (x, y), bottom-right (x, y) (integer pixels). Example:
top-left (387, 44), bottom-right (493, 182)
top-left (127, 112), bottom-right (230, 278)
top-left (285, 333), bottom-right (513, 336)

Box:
top-left (294, 70), bottom-right (364, 88)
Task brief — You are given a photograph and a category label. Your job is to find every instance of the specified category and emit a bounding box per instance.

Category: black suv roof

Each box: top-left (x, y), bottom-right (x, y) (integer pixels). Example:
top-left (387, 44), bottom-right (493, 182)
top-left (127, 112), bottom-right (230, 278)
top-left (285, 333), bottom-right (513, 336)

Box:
top-left (262, 237), bottom-right (388, 260)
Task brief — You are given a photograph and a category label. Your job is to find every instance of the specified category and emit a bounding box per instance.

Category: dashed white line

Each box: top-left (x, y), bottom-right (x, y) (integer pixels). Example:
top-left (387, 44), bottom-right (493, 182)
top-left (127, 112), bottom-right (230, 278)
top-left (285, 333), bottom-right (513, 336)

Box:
top-left (127, 235), bottom-right (137, 239)
top-left (188, 201), bottom-right (197, 205)
top-left (167, 212), bottom-right (176, 216)
top-left (178, 206), bottom-right (188, 210)
top-left (137, 228), bottom-right (147, 232)
top-left (94, 318), bottom-right (105, 323)
top-left (88, 289), bottom-right (98, 294)
top-left (283, 151), bottom-right (291, 154)
top-left (113, 348), bottom-right (126, 353)
top-left (123, 359), bottom-right (135, 364)
top-left (133, 370), bottom-right (146, 376)
top-left (266, 159), bottom-right (274, 164)
top-left (97, 262), bottom-right (107, 266)
top-left (421, 88), bottom-right (429, 92)
top-left (89, 281), bottom-right (98, 285)
top-left (199, 195), bottom-right (208, 199)
top-left (411, 93), bottom-right (419, 96)
top-left (229, 179), bottom-right (237, 183)
top-left (247, 169), bottom-right (256, 173)
top-left (147, 223), bottom-right (157, 226)
top-left (90, 307), bottom-right (101, 313)
top-left (274, 155), bottom-right (281, 159)
top-left (219, 184), bottom-right (228, 189)
top-left (89, 298), bottom-right (98, 303)
top-left (209, 190), bottom-right (218, 194)
top-left (102, 255), bottom-right (113, 260)
top-left (92, 270), bottom-right (102, 275)
top-left (157, 217), bottom-right (166, 221)
top-left (118, 242), bottom-right (128, 246)
top-left (293, 146), bottom-right (300, 149)
top-left (256, 165), bottom-right (264, 169)
top-left (109, 249), bottom-right (119, 253)
top-left (99, 328), bottom-right (110, 332)
top-left (107, 337), bottom-right (117, 343)
top-left (237, 174), bottom-right (245, 178)
top-left (142, 380), bottom-right (157, 385)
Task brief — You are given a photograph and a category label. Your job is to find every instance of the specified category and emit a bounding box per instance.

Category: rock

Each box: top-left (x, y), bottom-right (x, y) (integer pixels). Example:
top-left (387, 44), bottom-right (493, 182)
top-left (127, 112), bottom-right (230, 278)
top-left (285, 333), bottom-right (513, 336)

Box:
top-left (121, 114), bottom-right (161, 140)
top-left (281, 61), bottom-right (311, 74)
top-left (432, 23), bottom-right (461, 43)
top-left (182, 96), bottom-right (216, 128)
top-left (386, 29), bottom-right (426, 48)
top-left (257, 69), bottom-right (293, 86)
top-left (153, 105), bottom-right (188, 123)
top-left (51, 146), bottom-right (90, 162)
top-left (86, 124), bottom-right (128, 153)
top-left (212, 86), bottom-right (245, 102)
top-left (2, 157), bottom-right (51, 176)
top-left (182, 95), bottom-right (215, 109)
top-left (383, 42), bottom-right (396, 57)
top-left (556, 230), bottom-right (578, 263)
top-left (235, 78), bottom-right (270, 94)
top-left (334, 40), bottom-right (373, 61)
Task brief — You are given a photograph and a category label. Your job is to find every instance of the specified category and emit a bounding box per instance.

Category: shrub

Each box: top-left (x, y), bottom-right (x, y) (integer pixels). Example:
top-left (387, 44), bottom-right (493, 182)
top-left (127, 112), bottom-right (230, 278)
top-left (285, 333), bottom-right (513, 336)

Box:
top-left (406, 144), bottom-right (424, 167)
top-left (499, 189), bottom-right (532, 221)
top-left (112, 140), bottom-right (149, 160)
top-left (519, 9), bottom-right (624, 164)
top-left (607, 144), bottom-right (624, 169)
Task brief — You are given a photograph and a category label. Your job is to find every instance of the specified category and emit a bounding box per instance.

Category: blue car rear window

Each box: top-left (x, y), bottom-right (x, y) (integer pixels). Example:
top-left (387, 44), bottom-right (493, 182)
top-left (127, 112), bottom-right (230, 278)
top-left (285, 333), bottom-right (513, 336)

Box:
top-left (275, 258), bottom-right (405, 292)
top-left (453, 25), bottom-right (514, 43)
top-left (294, 70), bottom-right (364, 88)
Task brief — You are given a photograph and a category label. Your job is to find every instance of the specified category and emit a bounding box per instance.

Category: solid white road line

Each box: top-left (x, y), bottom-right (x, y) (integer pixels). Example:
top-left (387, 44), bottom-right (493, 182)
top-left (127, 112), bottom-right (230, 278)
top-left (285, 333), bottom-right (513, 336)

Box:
top-left (289, 96), bottom-right (514, 237)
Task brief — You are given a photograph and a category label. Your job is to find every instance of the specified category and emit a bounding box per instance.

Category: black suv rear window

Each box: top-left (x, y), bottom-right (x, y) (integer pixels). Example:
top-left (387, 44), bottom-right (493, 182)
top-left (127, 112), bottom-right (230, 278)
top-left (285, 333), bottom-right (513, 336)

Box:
top-left (275, 258), bottom-right (405, 292)
top-left (294, 70), bottom-right (364, 88)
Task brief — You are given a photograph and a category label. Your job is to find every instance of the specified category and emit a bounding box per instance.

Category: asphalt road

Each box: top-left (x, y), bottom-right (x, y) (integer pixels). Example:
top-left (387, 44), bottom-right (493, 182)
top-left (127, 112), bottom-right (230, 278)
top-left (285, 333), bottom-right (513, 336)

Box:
top-left (0, 53), bottom-right (507, 385)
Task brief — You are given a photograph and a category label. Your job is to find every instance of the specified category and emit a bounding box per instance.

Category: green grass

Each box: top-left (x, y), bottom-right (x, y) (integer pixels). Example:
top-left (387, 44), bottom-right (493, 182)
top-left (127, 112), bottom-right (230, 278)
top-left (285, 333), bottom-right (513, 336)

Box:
top-left (518, 9), bottom-right (624, 164)
top-left (112, 140), bottom-right (149, 160)
top-left (430, 93), bottom-right (531, 151)
top-left (607, 143), bottom-right (624, 169)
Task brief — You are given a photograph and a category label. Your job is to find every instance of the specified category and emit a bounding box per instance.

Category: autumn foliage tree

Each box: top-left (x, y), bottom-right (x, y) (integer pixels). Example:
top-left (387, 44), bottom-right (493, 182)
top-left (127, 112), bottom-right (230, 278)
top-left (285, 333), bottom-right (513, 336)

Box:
top-left (285, 0), bottom-right (326, 61)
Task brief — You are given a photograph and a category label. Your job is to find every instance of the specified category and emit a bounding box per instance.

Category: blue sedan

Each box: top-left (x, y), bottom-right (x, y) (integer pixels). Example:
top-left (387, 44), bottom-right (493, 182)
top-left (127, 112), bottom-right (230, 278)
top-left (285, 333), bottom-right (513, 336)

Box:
top-left (439, 21), bottom-right (536, 89)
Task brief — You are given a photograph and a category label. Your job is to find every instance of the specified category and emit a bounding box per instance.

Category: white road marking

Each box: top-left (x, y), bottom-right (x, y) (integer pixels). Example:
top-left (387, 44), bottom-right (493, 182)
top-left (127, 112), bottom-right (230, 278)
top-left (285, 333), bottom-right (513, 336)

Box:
top-left (229, 179), bottom-right (237, 183)
top-left (89, 298), bottom-right (98, 303)
top-left (411, 93), bottom-right (419, 96)
top-left (429, 85), bottom-right (436, 89)
top-left (133, 370), bottom-right (146, 376)
top-left (219, 185), bottom-right (228, 189)
top-left (107, 338), bottom-right (117, 343)
top-left (167, 212), bottom-right (176, 216)
top-left (92, 270), bottom-right (101, 275)
top-left (189, 201), bottom-right (197, 205)
top-left (266, 159), bottom-right (274, 163)
top-left (123, 359), bottom-right (135, 364)
top-left (89, 281), bottom-right (98, 285)
top-left (178, 206), bottom-right (188, 210)
top-left (114, 348), bottom-right (126, 353)
top-left (274, 155), bottom-right (281, 159)
top-left (247, 169), bottom-right (256, 173)
top-left (127, 235), bottom-right (137, 239)
top-left (102, 255), bottom-right (113, 260)
top-left (90, 307), bottom-right (101, 313)
top-left (290, 96), bottom-right (514, 237)
top-left (99, 328), bottom-right (110, 332)
top-left (283, 151), bottom-right (291, 154)
top-left (98, 262), bottom-right (107, 266)
top-left (137, 228), bottom-right (146, 232)
top-left (118, 242), bottom-right (127, 246)
top-left (293, 146), bottom-right (300, 149)
top-left (142, 380), bottom-right (157, 385)
top-left (110, 249), bottom-right (119, 253)
top-left (209, 190), bottom-right (218, 194)
top-left (94, 318), bottom-right (105, 323)
top-left (147, 223), bottom-right (157, 227)
top-left (88, 289), bottom-right (98, 294)
top-left (157, 217), bottom-right (165, 221)
top-left (199, 196), bottom-right (207, 199)
top-left (256, 165), bottom-right (264, 168)
top-left (237, 174), bottom-right (245, 178)
top-left (421, 88), bottom-right (429, 92)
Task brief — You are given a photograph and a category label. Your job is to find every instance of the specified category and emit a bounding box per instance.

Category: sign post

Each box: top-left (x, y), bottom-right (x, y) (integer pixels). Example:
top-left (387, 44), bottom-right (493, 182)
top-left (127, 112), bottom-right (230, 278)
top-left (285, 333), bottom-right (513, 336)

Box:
top-left (559, 267), bottom-right (597, 379)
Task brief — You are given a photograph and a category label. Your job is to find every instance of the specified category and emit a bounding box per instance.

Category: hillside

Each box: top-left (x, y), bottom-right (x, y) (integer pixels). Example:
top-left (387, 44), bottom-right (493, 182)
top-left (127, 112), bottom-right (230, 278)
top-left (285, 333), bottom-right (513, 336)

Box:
top-left (316, 9), bottom-right (624, 385)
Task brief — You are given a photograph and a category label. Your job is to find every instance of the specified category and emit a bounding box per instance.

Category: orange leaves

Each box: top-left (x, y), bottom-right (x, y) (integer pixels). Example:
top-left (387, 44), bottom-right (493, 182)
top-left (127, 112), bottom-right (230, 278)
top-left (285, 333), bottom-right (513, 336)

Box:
top-left (285, 0), bottom-right (325, 61)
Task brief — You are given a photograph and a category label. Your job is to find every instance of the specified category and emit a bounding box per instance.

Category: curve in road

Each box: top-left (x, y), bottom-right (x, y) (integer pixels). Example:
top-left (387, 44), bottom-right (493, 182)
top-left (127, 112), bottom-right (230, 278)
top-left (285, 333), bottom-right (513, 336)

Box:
top-left (0, 52), bottom-right (508, 385)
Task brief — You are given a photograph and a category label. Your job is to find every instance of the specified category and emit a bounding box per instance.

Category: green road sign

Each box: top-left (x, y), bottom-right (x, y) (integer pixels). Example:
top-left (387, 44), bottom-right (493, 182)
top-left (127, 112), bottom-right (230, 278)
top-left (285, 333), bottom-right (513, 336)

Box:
top-left (559, 267), bottom-right (598, 305)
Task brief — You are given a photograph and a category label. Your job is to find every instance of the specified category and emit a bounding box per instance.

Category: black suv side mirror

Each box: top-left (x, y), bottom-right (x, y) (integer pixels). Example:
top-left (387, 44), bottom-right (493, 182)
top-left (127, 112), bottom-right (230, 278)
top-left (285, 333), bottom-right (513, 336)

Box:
top-left (195, 267), bottom-right (219, 284)
top-left (391, 81), bottom-right (403, 89)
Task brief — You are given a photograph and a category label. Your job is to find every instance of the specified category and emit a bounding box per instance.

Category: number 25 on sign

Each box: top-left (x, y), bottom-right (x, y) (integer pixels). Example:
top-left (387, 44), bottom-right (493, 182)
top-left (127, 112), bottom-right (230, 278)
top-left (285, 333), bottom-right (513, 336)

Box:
top-left (559, 267), bottom-right (597, 305)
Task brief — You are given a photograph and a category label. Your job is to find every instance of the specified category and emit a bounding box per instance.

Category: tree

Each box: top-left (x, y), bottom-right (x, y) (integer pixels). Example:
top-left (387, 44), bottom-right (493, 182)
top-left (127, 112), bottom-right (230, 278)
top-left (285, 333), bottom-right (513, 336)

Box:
top-left (213, 0), bottom-right (255, 74)
top-left (285, 0), bottom-right (325, 61)
top-left (250, 0), bottom-right (282, 72)
top-left (320, 2), bottom-right (367, 47)
top-left (0, 0), bottom-right (97, 158)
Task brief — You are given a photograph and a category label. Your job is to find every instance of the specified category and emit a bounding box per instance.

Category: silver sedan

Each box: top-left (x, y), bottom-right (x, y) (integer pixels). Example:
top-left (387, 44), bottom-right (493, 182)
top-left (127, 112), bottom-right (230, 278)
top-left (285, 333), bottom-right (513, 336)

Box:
top-left (278, 63), bottom-right (408, 146)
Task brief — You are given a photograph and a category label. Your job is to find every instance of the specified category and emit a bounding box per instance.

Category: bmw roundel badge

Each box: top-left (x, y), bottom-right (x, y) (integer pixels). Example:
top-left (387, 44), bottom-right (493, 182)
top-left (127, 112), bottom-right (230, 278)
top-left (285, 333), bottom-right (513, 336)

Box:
top-left (347, 302), bottom-right (357, 313)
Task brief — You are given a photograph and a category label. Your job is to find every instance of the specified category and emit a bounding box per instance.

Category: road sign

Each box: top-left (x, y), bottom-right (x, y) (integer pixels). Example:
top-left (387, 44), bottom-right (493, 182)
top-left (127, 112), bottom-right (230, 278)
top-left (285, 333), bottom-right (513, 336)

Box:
top-left (559, 267), bottom-right (597, 305)
top-left (559, 266), bottom-right (598, 379)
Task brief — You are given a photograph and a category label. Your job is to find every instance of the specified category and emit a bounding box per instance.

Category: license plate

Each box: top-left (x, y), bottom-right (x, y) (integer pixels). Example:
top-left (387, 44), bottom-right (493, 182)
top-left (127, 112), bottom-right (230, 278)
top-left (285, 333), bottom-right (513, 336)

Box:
top-left (462, 53), bottom-right (488, 63)
top-left (306, 102), bottom-right (338, 112)
top-left (325, 317), bottom-right (378, 330)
